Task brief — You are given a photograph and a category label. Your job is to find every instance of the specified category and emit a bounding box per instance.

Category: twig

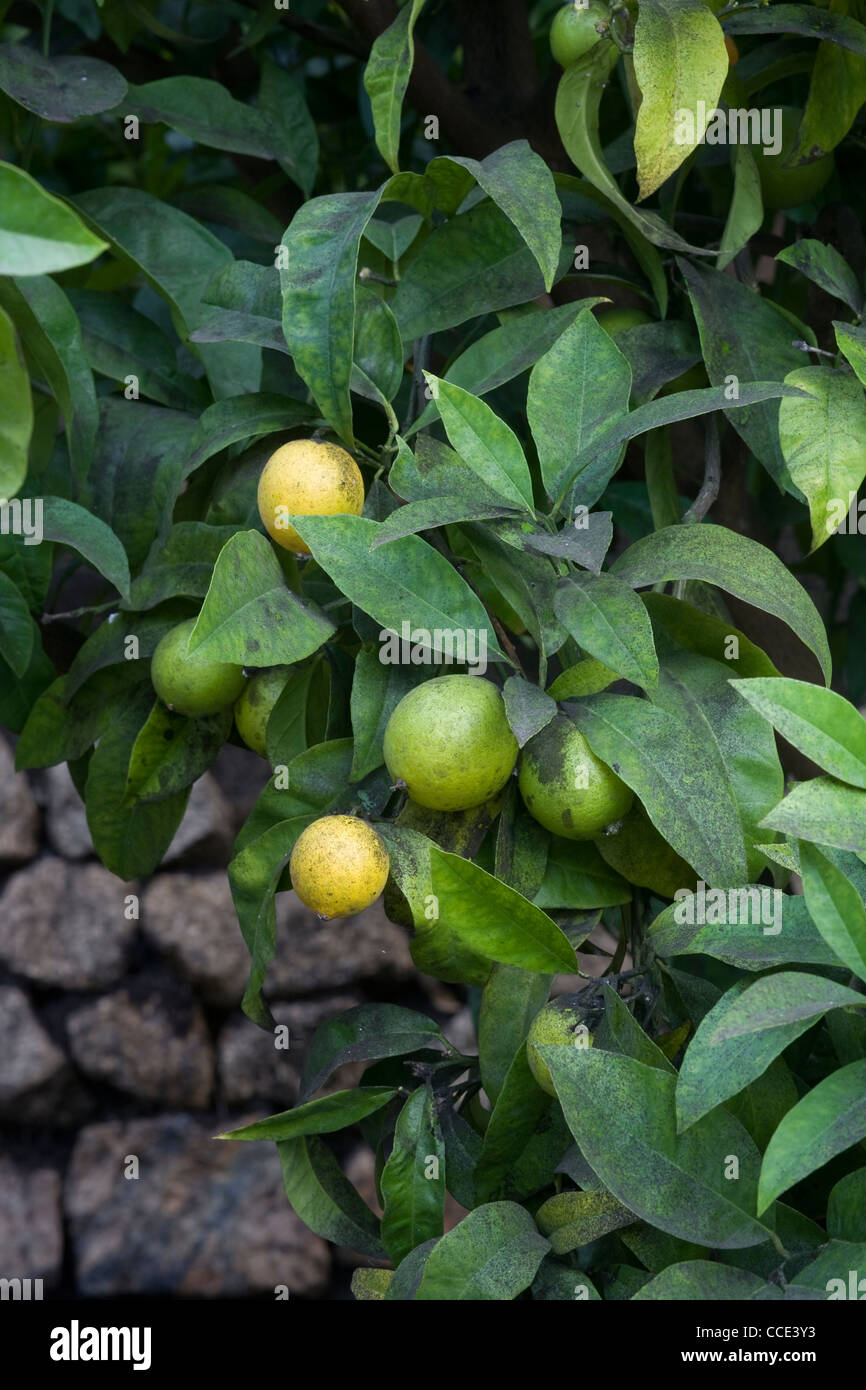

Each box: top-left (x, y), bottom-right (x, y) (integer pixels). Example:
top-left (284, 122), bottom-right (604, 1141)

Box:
top-left (682, 415), bottom-right (721, 524)
top-left (401, 334), bottom-right (432, 434)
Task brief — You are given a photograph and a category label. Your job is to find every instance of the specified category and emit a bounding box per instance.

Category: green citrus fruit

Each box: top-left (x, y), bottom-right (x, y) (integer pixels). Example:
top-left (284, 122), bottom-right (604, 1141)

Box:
top-left (257, 438), bottom-right (365, 555)
top-left (289, 814), bottom-right (390, 918)
top-left (659, 360), bottom-right (708, 396)
top-left (519, 713), bottom-right (633, 839)
top-left (594, 801), bottom-right (696, 899)
top-left (383, 676), bottom-right (518, 812)
top-left (754, 107), bottom-right (834, 210)
top-left (550, 1), bottom-right (609, 67)
top-left (151, 618), bottom-right (246, 718)
top-left (234, 666), bottom-right (292, 757)
top-left (596, 306), bottom-right (653, 336)
top-left (527, 997), bottom-right (594, 1096)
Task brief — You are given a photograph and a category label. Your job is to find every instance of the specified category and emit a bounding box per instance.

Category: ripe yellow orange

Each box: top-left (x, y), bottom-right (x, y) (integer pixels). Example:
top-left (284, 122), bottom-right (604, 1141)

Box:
top-left (257, 439), bottom-right (365, 555)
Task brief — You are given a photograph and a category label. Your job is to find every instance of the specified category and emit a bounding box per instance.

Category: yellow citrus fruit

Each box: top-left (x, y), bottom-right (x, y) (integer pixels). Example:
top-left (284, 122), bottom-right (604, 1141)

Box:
top-left (526, 998), bottom-right (594, 1097)
top-left (519, 713), bottom-right (633, 840)
top-left (383, 675), bottom-right (518, 812)
top-left (257, 439), bottom-right (365, 554)
top-left (550, 1), bottom-right (609, 67)
top-left (151, 618), bottom-right (246, 718)
top-left (289, 815), bottom-right (390, 919)
top-left (594, 801), bottom-right (696, 899)
top-left (234, 666), bottom-right (292, 757)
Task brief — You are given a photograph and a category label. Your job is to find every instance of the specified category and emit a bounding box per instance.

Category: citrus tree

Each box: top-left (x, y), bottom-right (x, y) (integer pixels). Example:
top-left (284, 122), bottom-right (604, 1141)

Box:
top-left (4, 0), bottom-right (866, 1301)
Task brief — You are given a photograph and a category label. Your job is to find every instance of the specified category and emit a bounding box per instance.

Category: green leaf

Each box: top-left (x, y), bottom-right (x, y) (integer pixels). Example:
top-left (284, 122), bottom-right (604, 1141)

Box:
top-left (0, 571), bottom-right (33, 677)
top-left (128, 75), bottom-right (288, 160)
top-left (363, 0), bottom-right (426, 175)
top-left (633, 1261), bottom-right (776, 1300)
top-left (758, 1060), bottom-right (866, 1213)
top-left (84, 689), bottom-right (190, 878)
top-left (391, 199), bottom-right (556, 342)
top-left (544, 1047), bottom-right (770, 1248)
top-left (426, 375), bottom-right (534, 511)
top-left (125, 523), bottom-right (237, 612)
top-left (414, 1202), bottom-right (550, 1300)
top-left (651, 640), bottom-right (784, 881)
top-left (478, 964), bottom-right (552, 1107)
top-left (717, 144), bottom-right (764, 272)
top-left (759, 777), bottom-right (866, 853)
top-left (785, 1240), bottom-right (866, 1298)
top-left (533, 835), bottom-right (630, 910)
top-left (278, 1136), bottom-right (385, 1259)
top-left (290, 514), bottom-right (505, 665)
top-left (724, 5), bottom-right (866, 56)
top-left (259, 58), bottom-right (318, 196)
top-left (551, 380), bottom-right (804, 512)
top-left (680, 260), bottom-right (806, 488)
top-left (370, 495), bottom-right (518, 548)
top-left (794, 7), bottom-right (866, 159)
top-left (428, 849), bottom-right (580, 973)
top-left (0, 304), bottom-right (32, 497)
top-left (732, 678), bottom-right (866, 789)
top-left (124, 701), bottom-right (231, 802)
top-left (532, 1259), bottom-right (602, 1301)
top-left (611, 523), bottom-right (832, 685)
top-left (676, 978), bottom-right (829, 1133)
top-left (349, 645), bottom-right (421, 781)
top-left (70, 287), bottom-right (200, 412)
top-left (554, 572), bottom-right (659, 691)
top-left (535, 1189), bottom-right (636, 1254)
top-left (430, 141), bottom-right (563, 292)
top-left (554, 46), bottom-right (709, 254)
top-left (74, 186), bottom-right (256, 400)
top-left (644, 593), bottom-right (780, 678)
top-left (0, 278), bottom-right (99, 485)
top-left (777, 239), bottom-right (864, 317)
top-left (649, 889), bottom-right (843, 971)
top-left (380, 1083), bottom-right (445, 1266)
top-left (502, 676), bottom-right (557, 749)
top-left (779, 366), bottom-right (866, 552)
top-left (41, 496), bottom-right (130, 599)
top-left (633, 0), bottom-right (729, 200)
top-left (185, 393), bottom-right (313, 476)
top-left (407, 299), bottom-right (604, 436)
top-left (0, 42), bottom-right (126, 120)
top-left (474, 1043), bottom-right (553, 1202)
top-left (300, 1003), bottom-right (444, 1102)
top-left (188, 530), bottom-right (333, 668)
top-left (279, 190), bottom-right (381, 445)
top-left (219, 1087), bottom-right (397, 1142)
top-left (828, 1167), bottom-right (866, 1241)
top-left (713, 971), bottom-right (865, 1039)
top-left (799, 840), bottom-right (866, 982)
top-left (528, 307), bottom-right (631, 508)
top-left (565, 693), bottom-right (749, 887)
top-left (834, 320), bottom-right (866, 387)
top-left (0, 162), bottom-right (108, 274)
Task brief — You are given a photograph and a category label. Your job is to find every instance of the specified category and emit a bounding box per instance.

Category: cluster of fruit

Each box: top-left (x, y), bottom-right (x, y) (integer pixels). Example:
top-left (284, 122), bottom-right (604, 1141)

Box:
top-left (147, 439), bottom-right (634, 930)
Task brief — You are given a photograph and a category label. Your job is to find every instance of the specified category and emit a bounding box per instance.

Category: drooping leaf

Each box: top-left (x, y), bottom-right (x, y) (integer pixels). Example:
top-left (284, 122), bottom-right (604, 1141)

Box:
top-left (633, 0), bottom-right (729, 200)
top-left (363, 0), bottom-right (426, 175)
top-left (611, 523), bottom-right (832, 684)
top-left (778, 366), bottom-right (866, 552)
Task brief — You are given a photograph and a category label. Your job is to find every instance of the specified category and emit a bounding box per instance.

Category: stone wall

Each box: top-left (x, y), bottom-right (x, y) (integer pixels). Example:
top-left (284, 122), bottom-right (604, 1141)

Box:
top-left (0, 734), bottom-right (467, 1300)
